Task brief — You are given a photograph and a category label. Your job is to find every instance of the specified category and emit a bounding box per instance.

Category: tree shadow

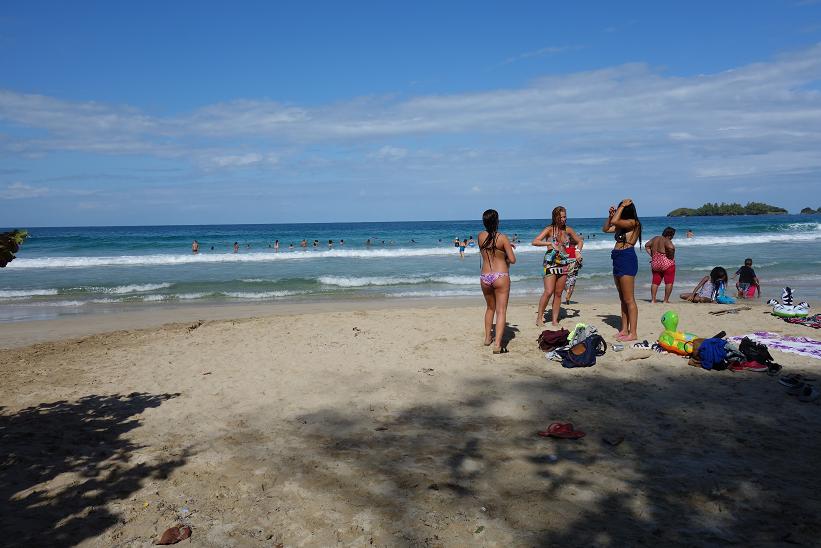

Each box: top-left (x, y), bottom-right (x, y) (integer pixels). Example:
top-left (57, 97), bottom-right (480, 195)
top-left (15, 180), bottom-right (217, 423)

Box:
top-left (285, 373), bottom-right (821, 546)
top-left (0, 392), bottom-right (186, 546)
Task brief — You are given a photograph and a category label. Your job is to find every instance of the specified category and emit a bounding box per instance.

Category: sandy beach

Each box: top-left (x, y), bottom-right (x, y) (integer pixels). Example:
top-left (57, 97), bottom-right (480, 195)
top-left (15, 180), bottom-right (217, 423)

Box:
top-left (2, 297), bottom-right (820, 547)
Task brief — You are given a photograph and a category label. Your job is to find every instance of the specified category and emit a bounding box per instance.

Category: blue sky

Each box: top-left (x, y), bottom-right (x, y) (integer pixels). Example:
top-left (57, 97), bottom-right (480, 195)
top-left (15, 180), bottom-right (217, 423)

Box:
top-left (2, 1), bottom-right (821, 226)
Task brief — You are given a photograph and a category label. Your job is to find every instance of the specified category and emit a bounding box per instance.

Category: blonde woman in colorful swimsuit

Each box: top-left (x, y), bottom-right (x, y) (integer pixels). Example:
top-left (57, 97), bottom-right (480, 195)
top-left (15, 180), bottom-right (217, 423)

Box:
top-left (532, 206), bottom-right (583, 326)
top-left (478, 209), bottom-right (517, 354)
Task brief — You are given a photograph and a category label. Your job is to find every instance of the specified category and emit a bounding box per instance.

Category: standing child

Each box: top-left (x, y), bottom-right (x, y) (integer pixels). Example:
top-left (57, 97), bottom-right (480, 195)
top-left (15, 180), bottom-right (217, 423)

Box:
top-left (564, 256), bottom-right (583, 304)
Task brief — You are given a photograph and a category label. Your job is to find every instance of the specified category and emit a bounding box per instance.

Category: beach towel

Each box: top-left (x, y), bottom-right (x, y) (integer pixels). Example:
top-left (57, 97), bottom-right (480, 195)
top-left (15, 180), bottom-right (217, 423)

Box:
top-left (730, 331), bottom-right (821, 360)
top-left (784, 314), bottom-right (821, 329)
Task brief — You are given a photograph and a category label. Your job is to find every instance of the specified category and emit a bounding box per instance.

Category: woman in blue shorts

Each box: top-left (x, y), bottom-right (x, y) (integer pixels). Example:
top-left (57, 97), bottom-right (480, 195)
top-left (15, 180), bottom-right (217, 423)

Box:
top-left (602, 199), bottom-right (642, 342)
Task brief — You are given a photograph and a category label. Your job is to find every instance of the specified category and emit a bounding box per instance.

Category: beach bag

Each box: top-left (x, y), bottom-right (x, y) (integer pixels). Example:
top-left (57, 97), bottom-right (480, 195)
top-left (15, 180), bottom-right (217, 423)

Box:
top-left (568, 323), bottom-right (597, 347)
top-left (698, 338), bottom-right (728, 370)
top-left (688, 338), bottom-right (706, 367)
top-left (714, 281), bottom-right (736, 305)
top-left (538, 328), bottom-right (569, 352)
top-left (738, 337), bottom-right (774, 364)
top-left (556, 334), bottom-right (607, 368)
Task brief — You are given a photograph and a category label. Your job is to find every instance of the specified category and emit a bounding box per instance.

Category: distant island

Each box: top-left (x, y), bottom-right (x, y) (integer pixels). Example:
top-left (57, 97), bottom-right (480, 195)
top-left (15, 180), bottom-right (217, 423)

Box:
top-left (667, 202), bottom-right (788, 217)
top-left (800, 207), bottom-right (819, 214)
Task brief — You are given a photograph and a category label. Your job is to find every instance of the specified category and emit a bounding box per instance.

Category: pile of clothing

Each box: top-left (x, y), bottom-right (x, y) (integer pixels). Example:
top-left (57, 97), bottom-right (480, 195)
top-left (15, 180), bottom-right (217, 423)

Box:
top-left (539, 323), bottom-right (606, 368)
top-left (687, 332), bottom-right (781, 375)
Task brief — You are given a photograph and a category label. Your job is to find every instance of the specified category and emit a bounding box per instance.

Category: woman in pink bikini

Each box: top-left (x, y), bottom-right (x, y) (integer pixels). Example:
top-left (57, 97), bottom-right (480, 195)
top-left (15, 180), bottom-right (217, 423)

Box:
top-left (644, 227), bottom-right (676, 303)
top-left (478, 209), bottom-right (517, 354)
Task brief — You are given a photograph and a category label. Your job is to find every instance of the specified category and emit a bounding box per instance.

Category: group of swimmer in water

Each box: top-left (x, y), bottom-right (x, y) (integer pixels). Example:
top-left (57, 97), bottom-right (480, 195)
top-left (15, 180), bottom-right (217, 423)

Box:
top-left (477, 201), bottom-right (763, 353)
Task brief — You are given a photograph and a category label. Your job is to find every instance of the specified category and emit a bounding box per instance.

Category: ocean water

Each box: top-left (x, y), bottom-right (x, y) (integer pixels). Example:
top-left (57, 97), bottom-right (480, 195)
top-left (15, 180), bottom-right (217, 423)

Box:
top-left (1, 215), bottom-right (819, 323)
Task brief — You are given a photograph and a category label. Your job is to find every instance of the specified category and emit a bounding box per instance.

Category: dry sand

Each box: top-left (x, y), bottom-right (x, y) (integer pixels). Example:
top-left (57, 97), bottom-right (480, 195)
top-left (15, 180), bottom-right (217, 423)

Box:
top-left (1, 298), bottom-right (820, 547)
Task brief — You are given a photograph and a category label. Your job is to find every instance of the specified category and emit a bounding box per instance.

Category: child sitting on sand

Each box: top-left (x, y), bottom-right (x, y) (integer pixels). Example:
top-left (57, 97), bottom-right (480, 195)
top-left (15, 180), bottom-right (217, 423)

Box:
top-left (733, 258), bottom-right (761, 298)
top-left (680, 267), bottom-right (729, 303)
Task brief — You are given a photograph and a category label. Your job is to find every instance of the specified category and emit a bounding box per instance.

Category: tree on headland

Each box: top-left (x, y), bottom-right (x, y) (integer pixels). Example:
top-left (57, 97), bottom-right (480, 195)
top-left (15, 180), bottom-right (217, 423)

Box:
top-left (667, 202), bottom-right (787, 217)
top-left (0, 229), bottom-right (28, 267)
top-left (800, 207), bottom-right (818, 214)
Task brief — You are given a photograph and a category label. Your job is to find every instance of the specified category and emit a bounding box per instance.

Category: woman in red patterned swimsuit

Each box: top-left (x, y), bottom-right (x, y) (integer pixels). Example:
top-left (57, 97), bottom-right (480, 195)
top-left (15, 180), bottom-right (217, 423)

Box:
top-left (644, 227), bottom-right (676, 303)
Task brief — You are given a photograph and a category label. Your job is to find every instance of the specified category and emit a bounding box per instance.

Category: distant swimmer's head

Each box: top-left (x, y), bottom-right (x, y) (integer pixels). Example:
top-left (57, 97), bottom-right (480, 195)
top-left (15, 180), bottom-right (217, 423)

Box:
top-left (662, 227), bottom-right (676, 239)
top-left (482, 209), bottom-right (499, 234)
top-left (551, 206), bottom-right (567, 229)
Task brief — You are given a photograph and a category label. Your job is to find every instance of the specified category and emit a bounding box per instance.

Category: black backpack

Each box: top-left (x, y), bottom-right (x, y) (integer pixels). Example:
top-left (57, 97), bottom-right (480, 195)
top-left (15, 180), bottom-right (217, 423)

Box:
top-left (556, 334), bottom-right (607, 368)
top-left (738, 337), bottom-right (781, 375)
top-left (739, 337), bottom-right (774, 364)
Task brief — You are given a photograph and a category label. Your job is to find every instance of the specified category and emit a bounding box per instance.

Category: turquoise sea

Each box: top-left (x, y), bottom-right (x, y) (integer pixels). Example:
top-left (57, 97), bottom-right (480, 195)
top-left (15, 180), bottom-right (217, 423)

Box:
top-left (1, 215), bottom-right (819, 323)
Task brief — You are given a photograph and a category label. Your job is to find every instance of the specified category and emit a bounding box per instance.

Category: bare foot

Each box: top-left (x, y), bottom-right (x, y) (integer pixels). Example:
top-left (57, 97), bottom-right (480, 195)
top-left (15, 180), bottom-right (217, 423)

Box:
top-left (492, 346), bottom-right (508, 354)
top-left (618, 334), bottom-right (638, 342)
top-left (551, 322), bottom-right (560, 327)
top-left (483, 336), bottom-right (493, 346)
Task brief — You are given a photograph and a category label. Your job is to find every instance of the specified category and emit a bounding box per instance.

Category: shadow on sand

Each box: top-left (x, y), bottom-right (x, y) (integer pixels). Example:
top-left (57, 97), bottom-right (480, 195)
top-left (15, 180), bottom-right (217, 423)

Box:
top-left (286, 372), bottom-right (821, 546)
top-left (0, 392), bottom-right (185, 545)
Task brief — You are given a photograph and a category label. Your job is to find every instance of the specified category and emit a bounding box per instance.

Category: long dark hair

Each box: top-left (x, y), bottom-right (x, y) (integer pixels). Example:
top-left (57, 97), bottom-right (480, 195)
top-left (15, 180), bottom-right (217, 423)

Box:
top-left (710, 266), bottom-right (728, 284)
top-left (620, 201), bottom-right (642, 245)
top-left (480, 209), bottom-right (499, 253)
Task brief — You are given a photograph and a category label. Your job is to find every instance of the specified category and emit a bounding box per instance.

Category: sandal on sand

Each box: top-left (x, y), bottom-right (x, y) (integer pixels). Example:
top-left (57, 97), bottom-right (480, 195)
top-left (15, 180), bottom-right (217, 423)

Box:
top-left (537, 422), bottom-right (586, 439)
top-left (632, 340), bottom-right (650, 349)
top-left (157, 525), bottom-right (192, 545)
top-left (799, 384), bottom-right (820, 403)
top-left (787, 382), bottom-right (808, 396)
top-left (780, 374), bottom-right (815, 388)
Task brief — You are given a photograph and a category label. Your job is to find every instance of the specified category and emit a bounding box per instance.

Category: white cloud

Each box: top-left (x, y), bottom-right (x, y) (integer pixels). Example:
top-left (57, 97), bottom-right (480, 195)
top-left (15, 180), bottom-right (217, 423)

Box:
top-left (2, 43), bottom-right (821, 211)
top-left (0, 181), bottom-right (49, 199)
top-left (207, 153), bottom-right (279, 168)
top-left (500, 45), bottom-right (581, 65)
top-left (372, 145), bottom-right (407, 160)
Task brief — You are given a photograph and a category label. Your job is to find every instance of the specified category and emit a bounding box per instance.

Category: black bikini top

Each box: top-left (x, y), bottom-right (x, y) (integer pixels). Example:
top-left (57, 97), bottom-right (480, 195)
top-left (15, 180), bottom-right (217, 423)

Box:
top-left (615, 230), bottom-right (627, 243)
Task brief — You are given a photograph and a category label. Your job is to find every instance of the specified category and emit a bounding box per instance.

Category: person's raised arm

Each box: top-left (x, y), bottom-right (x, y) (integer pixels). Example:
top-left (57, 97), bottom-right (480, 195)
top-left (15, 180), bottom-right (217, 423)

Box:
top-left (531, 226), bottom-right (552, 248)
top-left (609, 200), bottom-right (637, 231)
top-left (602, 206), bottom-right (616, 233)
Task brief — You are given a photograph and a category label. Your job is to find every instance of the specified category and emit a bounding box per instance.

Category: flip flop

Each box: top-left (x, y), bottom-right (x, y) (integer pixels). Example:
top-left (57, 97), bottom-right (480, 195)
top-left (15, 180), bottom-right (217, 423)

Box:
top-left (799, 384), bottom-right (820, 402)
top-left (780, 374), bottom-right (815, 388)
top-left (157, 525), bottom-right (192, 545)
top-left (537, 421), bottom-right (586, 439)
top-left (632, 340), bottom-right (650, 349)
